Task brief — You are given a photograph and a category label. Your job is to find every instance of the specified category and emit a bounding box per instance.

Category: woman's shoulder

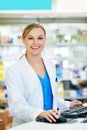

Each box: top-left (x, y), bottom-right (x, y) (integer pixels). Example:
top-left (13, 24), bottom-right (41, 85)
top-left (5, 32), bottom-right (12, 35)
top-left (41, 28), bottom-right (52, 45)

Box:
top-left (5, 57), bottom-right (25, 73)
top-left (42, 57), bottom-right (56, 70)
top-left (5, 61), bottom-right (19, 74)
top-left (42, 56), bottom-right (55, 65)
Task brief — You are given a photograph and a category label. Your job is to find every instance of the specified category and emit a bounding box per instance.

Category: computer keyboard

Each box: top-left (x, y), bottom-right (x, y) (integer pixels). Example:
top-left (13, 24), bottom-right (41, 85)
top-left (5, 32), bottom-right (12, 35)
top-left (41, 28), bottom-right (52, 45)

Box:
top-left (61, 106), bottom-right (87, 118)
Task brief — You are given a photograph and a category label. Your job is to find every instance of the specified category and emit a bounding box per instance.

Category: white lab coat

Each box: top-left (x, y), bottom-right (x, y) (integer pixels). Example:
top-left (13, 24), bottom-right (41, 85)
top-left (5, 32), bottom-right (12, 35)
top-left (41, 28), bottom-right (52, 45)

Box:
top-left (5, 55), bottom-right (70, 126)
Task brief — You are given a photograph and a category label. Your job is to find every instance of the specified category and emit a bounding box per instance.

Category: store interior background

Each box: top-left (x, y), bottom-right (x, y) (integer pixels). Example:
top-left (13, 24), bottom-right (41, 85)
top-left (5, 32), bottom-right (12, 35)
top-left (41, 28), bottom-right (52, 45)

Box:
top-left (0, 0), bottom-right (87, 105)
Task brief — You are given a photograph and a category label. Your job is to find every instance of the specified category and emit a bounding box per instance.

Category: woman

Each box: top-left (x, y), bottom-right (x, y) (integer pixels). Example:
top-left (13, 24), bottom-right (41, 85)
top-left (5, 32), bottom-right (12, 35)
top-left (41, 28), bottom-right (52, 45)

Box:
top-left (5, 23), bottom-right (82, 126)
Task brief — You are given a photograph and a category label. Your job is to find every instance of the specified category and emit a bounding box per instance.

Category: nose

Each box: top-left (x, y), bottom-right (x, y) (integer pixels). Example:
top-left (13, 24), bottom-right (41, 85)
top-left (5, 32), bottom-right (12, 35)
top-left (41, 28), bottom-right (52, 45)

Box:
top-left (33, 39), bottom-right (38, 44)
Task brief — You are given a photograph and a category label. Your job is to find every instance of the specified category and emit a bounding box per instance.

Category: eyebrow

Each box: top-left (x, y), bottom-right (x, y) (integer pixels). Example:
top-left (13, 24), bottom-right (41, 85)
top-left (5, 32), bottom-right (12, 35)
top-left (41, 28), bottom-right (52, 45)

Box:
top-left (27, 34), bottom-right (45, 37)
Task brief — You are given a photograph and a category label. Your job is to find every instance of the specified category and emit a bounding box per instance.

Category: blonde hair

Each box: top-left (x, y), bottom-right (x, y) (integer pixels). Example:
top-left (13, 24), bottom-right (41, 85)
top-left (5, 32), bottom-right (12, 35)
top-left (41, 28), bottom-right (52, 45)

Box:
top-left (22, 22), bottom-right (46, 39)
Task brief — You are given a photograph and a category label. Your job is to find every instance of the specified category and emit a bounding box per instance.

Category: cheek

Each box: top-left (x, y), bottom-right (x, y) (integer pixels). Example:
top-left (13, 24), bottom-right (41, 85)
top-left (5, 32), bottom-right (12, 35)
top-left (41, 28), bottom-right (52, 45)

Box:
top-left (22, 39), bottom-right (27, 45)
top-left (41, 39), bottom-right (46, 45)
top-left (24, 40), bottom-right (31, 46)
top-left (40, 43), bottom-right (45, 48)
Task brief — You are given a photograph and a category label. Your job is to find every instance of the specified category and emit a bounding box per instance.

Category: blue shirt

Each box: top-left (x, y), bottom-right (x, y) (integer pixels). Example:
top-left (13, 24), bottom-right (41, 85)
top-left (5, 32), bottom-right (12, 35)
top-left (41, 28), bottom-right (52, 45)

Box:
top-left (38, 70), bottom-right (53, 110)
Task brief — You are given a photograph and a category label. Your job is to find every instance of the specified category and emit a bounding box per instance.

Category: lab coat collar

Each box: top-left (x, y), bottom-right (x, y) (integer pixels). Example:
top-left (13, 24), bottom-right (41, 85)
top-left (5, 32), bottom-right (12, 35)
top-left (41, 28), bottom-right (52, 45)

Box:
top-left (21, 55), bottom-right (55, 96)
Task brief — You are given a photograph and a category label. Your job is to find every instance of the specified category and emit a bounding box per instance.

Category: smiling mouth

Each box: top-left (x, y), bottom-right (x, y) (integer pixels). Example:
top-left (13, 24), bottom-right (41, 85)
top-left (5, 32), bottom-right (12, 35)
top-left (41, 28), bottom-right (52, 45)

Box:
top-left (31, 46), bottom-right (40, 49)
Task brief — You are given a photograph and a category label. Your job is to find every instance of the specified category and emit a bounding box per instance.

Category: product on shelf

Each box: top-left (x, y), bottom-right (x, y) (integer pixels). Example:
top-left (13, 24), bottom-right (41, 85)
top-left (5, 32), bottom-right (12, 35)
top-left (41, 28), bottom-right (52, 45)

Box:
top-left (0, 109), bottom-right (13, 129)
top-left (0, 56), bottom-right (5, 81)
top-left (0, 119), bottom-right (5, 130)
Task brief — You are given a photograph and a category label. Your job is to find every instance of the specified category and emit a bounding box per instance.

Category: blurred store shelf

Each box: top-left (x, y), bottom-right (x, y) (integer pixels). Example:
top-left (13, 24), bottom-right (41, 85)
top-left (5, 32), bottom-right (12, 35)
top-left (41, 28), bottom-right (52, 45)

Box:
top-left (0, 11), bottom-right (87, 24)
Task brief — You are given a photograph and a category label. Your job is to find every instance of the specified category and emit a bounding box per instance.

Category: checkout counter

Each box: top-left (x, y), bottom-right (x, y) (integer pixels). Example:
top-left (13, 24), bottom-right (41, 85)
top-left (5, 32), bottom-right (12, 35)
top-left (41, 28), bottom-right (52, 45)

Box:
top-left (8, 119), bottom-right (87, 130)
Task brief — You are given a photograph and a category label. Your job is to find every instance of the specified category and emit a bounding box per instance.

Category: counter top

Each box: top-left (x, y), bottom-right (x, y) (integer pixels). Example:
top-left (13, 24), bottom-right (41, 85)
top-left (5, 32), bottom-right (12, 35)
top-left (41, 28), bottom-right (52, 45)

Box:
top-left (8, 118), bottom-right (87, 130)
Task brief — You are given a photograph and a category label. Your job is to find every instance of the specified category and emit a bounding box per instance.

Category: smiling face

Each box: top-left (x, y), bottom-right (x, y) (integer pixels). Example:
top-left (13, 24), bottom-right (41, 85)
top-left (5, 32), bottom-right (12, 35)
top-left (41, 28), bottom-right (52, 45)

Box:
top-left (22, 23), bottom-right (46, 57)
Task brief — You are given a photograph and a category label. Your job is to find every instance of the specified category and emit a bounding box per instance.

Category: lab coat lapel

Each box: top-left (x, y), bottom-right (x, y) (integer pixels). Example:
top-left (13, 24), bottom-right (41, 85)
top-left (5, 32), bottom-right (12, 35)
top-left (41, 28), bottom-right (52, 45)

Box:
top-left (43, 59), bottom-right (55, 96)
top-left (21, 55), bottom-right (42, 87)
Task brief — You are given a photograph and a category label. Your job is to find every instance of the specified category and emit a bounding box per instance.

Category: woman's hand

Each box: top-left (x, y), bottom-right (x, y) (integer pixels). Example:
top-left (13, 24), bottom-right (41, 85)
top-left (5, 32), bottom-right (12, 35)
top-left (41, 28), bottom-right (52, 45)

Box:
top-left (70, 100), bottom-right (83, 108)
top-left (37, 109), bottom-right (60, 122)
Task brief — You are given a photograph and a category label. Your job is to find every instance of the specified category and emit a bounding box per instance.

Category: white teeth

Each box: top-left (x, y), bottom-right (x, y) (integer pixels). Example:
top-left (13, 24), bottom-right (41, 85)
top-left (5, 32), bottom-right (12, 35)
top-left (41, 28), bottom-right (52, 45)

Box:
top-left (31, 46), bottom-right (40, 49)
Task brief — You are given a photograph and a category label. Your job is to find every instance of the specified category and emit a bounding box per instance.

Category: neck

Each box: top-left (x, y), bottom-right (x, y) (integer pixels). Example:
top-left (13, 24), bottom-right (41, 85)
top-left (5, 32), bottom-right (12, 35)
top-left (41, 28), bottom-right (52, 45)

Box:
top-left (25, 53), bottom-right (42, 64)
